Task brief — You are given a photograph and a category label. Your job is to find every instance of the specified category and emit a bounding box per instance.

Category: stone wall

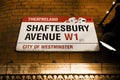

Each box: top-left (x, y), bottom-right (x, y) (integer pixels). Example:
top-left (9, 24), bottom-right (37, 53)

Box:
top-left (0, 63), bottom-right (120, 74)
top-left (0, 0), bottom-right (119, 64)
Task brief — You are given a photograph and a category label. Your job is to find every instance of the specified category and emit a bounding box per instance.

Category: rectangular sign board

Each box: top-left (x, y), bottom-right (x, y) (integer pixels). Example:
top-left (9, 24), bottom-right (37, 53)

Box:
top-left (16, 16), bottom-right (99, 51)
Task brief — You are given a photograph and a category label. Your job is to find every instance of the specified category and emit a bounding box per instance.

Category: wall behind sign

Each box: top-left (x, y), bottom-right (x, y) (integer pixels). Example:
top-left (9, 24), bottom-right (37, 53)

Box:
top-left (0, 0), bottom-right (118, 64)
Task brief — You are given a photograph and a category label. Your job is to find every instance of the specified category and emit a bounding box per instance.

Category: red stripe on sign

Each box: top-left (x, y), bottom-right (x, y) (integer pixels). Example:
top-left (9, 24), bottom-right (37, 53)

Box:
top-left (75, 16), bottom-right (94, 22)
top-left (23, 16), bottom-right (69, 22)
top-left (22, 16), bottom-right (93, 22)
